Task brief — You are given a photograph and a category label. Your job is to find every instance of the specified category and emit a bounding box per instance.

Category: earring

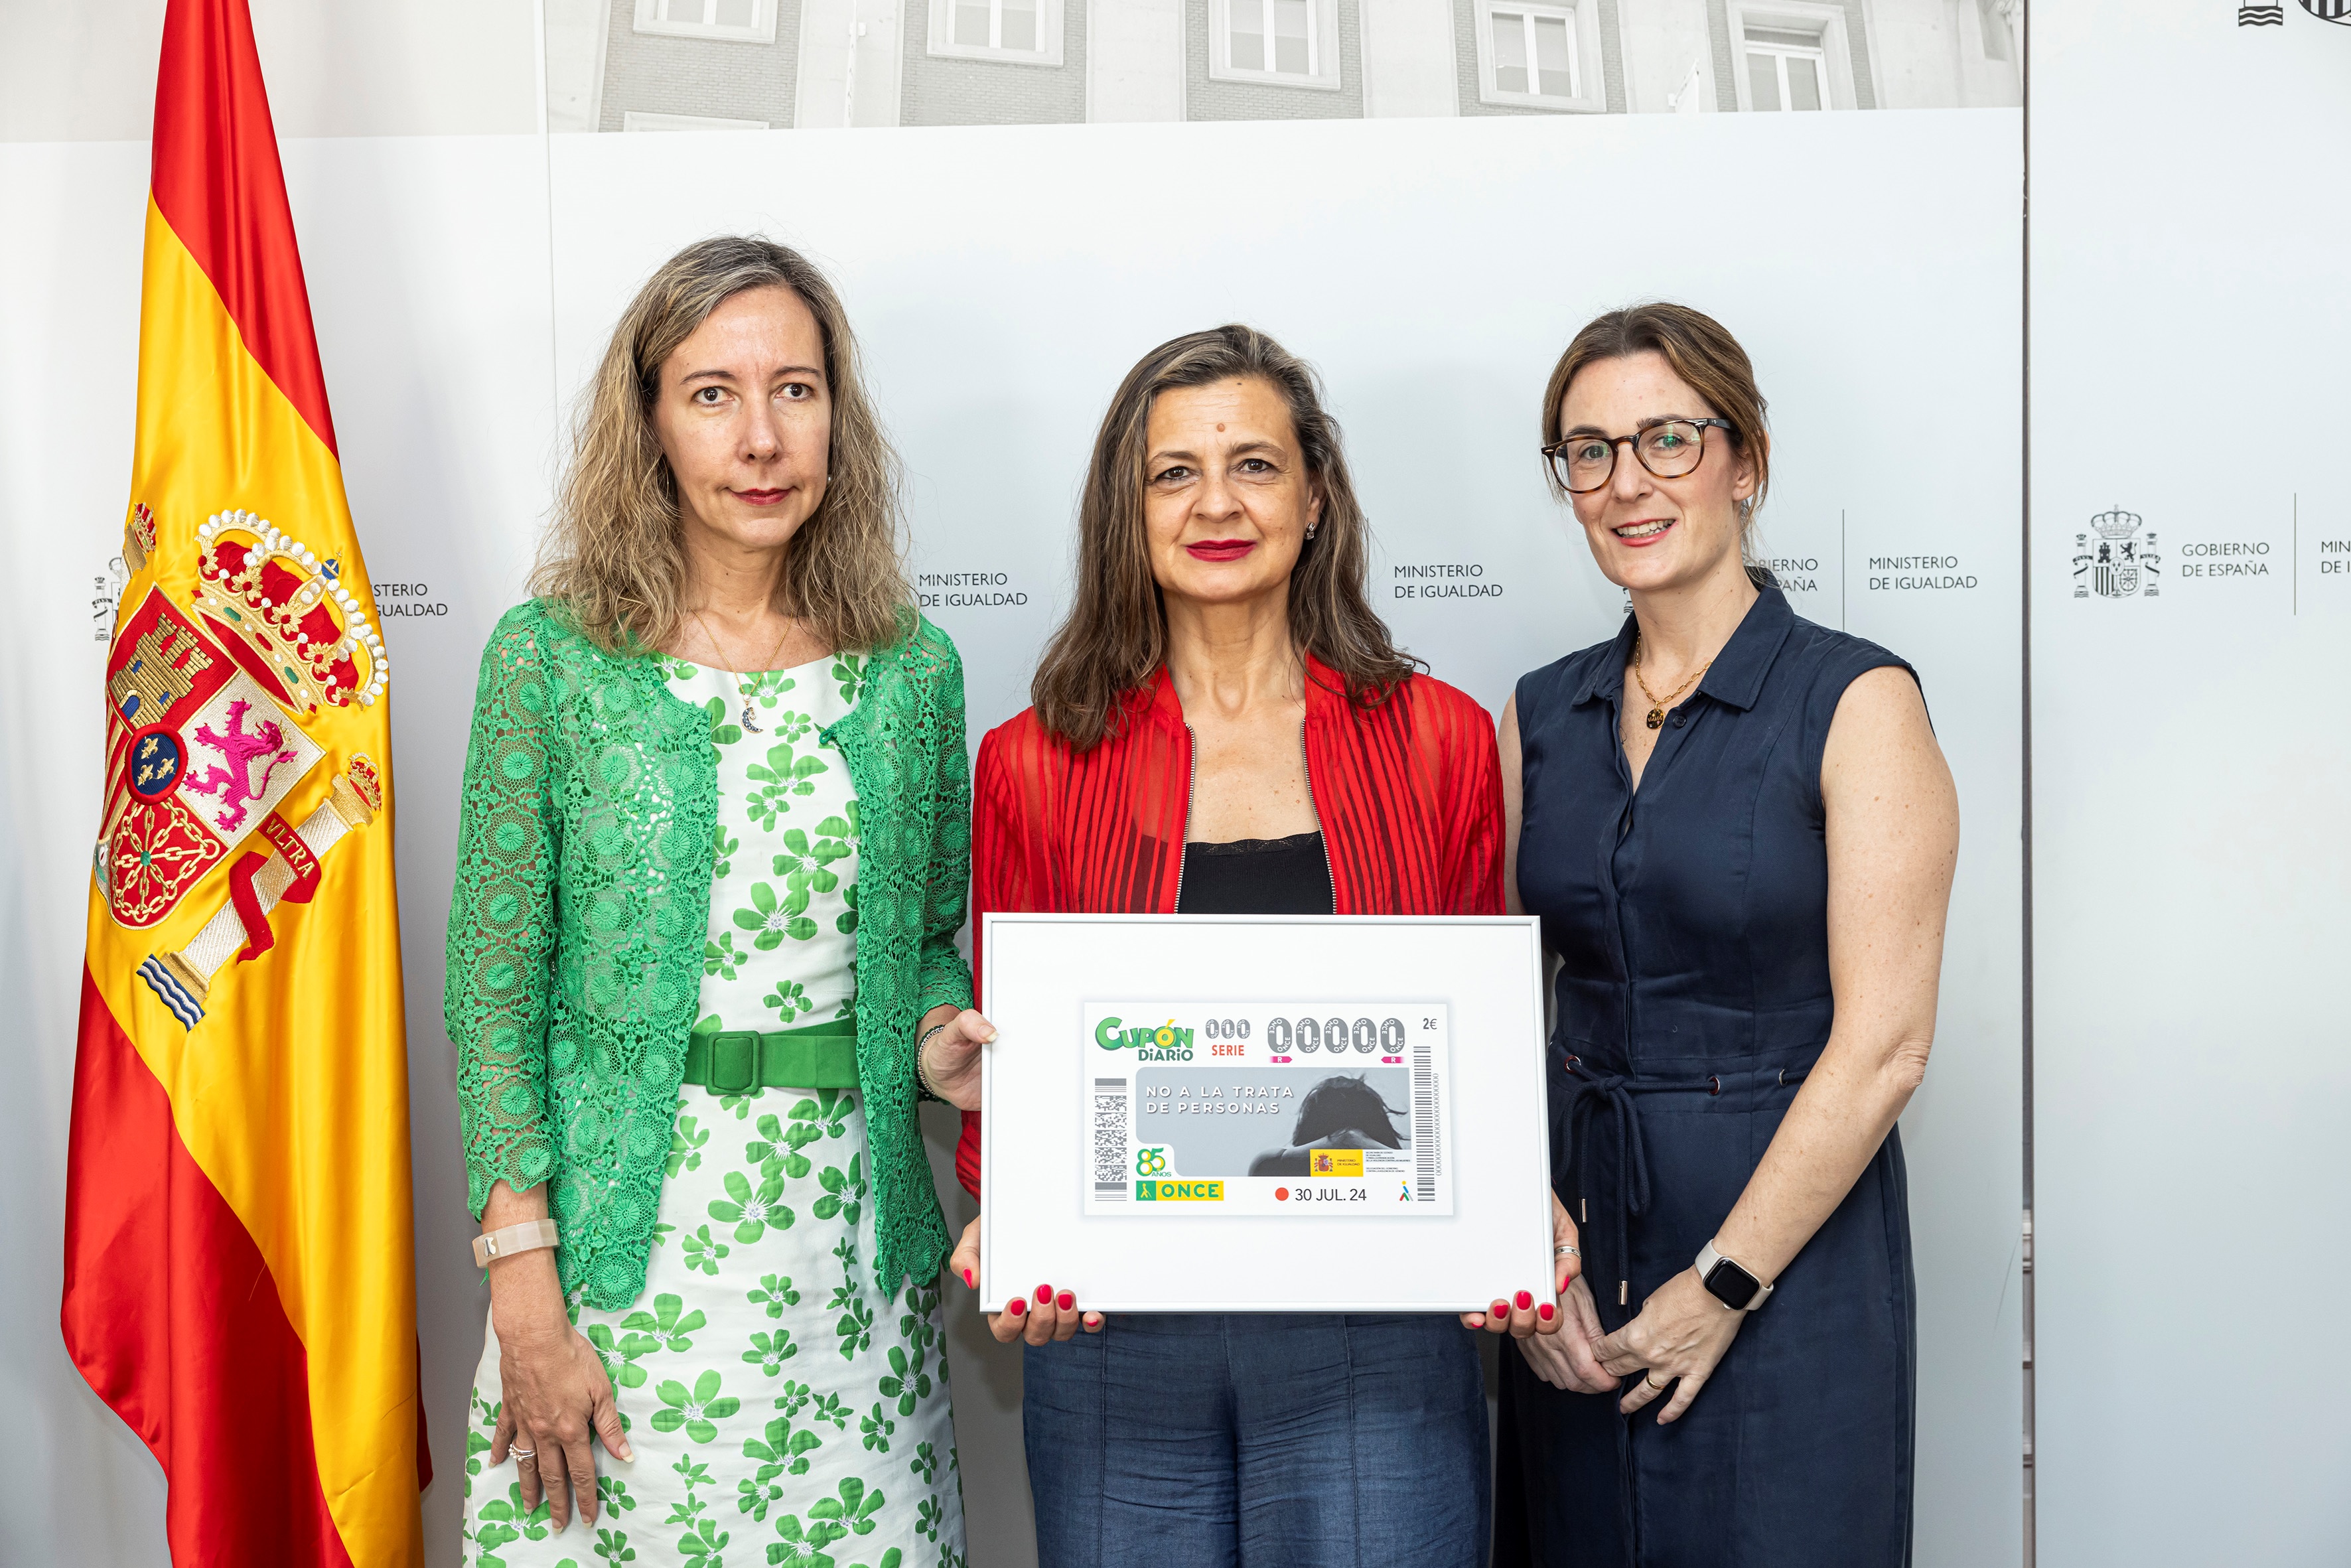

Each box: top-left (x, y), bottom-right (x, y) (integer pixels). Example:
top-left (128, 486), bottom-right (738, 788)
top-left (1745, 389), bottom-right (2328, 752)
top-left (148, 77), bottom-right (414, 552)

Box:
top-left (1306, 524), bottom-right (1318, 540)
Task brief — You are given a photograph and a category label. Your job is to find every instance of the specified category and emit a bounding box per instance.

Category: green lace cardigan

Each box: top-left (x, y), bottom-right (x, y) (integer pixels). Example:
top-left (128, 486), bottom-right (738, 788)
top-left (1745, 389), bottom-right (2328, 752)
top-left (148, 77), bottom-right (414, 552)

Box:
top-left (445, 598), bottom-right (973, 1310)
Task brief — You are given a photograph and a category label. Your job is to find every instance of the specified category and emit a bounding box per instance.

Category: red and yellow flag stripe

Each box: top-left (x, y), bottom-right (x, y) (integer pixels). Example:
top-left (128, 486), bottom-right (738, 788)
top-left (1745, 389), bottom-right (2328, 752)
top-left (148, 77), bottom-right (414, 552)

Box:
top-left (62, 2), bottom-right (425, 1563)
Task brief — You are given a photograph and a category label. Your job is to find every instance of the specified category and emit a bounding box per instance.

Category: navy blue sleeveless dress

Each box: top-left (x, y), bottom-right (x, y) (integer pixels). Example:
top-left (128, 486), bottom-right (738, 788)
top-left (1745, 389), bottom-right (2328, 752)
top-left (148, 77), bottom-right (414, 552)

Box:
top-left (1494, 588), bottom-right (1918, 1568)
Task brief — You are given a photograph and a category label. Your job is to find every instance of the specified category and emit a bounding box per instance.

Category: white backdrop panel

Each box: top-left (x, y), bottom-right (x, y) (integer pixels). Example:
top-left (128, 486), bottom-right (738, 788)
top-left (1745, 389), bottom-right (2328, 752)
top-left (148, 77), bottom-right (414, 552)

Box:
top-left (541, 109), bottom-right (2023, 1568)
top-left (3, 109), bottom-right (2023, 1568)
top-left (2031, 6), bottom-right (2351, 1564)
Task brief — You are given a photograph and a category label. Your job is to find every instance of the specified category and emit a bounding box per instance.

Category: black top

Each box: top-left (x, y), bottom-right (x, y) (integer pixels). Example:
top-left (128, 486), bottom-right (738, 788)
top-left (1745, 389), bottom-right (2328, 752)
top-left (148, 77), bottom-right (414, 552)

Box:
top-left (1173, 831), bottom-right (1334, 915)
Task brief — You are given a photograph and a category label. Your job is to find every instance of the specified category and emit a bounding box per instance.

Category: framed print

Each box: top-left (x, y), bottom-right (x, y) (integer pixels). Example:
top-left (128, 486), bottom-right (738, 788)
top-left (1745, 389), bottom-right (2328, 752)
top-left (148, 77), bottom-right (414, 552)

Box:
top-left (978, 914), bottom-right (1555, 1311)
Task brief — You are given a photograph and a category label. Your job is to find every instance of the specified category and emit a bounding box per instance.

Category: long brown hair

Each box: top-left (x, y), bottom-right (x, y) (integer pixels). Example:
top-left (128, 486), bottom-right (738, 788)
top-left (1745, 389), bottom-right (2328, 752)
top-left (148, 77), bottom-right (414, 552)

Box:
top-left (1540, 302), bottom-right (1773, 573)
top-left (1032, 324), bottom-right (1418, 749)
top-left (532, 236), bottom-right (910, 654)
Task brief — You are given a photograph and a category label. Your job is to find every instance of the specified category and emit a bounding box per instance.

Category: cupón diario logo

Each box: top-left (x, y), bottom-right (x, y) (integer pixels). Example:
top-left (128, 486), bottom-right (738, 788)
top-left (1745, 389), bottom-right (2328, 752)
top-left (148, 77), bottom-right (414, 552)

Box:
top-left (2072, 507), bottom-right (2162, 600)
top-left (1094, 1016), bottom-right (1196, 1060)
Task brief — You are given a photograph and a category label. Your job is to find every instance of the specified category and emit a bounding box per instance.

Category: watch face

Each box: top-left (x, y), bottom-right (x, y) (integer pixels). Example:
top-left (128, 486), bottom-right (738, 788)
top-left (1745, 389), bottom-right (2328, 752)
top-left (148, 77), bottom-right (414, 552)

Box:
top-left (1704, 1259), bottom-right (1762, 1310)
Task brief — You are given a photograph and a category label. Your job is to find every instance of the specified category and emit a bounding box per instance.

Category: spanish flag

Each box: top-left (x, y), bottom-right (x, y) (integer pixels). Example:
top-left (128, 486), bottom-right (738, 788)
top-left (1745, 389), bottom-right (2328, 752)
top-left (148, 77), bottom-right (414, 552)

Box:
top-left (61, 1), bottom-right (427, 1562)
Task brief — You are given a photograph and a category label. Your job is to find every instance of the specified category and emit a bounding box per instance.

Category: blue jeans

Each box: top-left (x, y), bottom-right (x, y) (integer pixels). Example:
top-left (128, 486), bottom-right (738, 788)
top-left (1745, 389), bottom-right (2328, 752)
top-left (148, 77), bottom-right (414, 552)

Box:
top-left (1022, 1312), bottom-right (1490, 1568)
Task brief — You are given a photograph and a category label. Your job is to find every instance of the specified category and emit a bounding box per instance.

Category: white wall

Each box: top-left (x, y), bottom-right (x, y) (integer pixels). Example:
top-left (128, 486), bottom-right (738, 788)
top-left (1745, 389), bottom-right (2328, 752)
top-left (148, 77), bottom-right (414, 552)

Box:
top-left (2029, 5), bottom-right (2351, 1564)
top-left (0, 0), bottom-right (539, 142)
top-left (538, 110), bottom-right (2025, 1567)
top-left (0, 125), bottom-right (563, 1565)
top-left (1, 6), bottom-right (2042, 1565)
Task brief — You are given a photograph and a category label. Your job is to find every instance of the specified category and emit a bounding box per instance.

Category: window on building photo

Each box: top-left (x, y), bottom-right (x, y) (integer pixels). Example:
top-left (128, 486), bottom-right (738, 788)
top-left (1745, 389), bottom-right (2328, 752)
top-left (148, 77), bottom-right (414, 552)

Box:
top-left (634, 0), bottom-right (778, 44)
top-left (1228, 0), bottom-right (1318, 77)
top-left (1744, 27), bottom-right (1829, 111)
top-left (954, 0), bottom-right (1038, 52)
top-left (930, 0), bottom-right (1061, 62)
top-left (1486, 3), bottom-right (1579, 102)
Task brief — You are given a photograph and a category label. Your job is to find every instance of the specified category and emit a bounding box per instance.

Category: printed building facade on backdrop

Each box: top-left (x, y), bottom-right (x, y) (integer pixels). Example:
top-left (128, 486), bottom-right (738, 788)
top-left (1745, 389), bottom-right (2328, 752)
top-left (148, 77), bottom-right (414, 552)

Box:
top-left (546, 0), bottom-right (2022, 131)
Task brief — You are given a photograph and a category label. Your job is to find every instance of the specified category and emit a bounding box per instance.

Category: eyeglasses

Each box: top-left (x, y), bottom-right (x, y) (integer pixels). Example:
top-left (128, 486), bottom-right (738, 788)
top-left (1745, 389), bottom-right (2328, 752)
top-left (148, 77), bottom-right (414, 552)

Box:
top-left (1541, 418), bottom-right (1736, 494)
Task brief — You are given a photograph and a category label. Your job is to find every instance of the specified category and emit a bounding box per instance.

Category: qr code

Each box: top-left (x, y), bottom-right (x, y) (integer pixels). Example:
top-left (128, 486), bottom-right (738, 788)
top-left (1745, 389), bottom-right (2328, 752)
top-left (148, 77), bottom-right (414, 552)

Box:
top-left (1092, 1080), bottom-right (1127, 1186)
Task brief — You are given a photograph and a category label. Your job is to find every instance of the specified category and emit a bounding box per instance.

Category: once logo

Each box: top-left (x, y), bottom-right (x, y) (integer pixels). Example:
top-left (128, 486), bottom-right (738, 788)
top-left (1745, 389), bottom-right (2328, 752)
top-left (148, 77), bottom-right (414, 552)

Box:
top-left (1137, 1180), bottom-right (1224, 1202)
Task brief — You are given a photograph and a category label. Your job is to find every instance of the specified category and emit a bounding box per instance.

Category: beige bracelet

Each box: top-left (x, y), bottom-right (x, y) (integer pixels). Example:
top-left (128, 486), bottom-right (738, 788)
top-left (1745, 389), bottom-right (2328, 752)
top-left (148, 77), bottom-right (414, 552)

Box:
top-left (472, 1218), bottom-right (559, 1269)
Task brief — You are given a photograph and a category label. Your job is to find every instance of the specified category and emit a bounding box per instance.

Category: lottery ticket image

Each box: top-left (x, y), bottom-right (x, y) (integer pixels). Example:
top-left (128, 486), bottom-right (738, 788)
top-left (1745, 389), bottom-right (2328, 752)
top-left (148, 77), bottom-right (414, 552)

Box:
top-left (1082, 1001), bottom-right (1455, 1216)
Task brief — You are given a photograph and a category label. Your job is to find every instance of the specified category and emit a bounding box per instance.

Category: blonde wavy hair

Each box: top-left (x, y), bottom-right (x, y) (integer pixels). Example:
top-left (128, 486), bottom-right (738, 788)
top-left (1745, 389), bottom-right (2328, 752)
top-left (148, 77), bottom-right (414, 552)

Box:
top-left (533, 236), bottom-right (911, 654)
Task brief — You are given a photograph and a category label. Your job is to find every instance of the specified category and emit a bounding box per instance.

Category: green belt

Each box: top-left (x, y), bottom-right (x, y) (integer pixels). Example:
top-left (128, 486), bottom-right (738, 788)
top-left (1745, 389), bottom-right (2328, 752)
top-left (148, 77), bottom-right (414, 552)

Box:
top-left (683, 1017), bottom-right (860, 1094)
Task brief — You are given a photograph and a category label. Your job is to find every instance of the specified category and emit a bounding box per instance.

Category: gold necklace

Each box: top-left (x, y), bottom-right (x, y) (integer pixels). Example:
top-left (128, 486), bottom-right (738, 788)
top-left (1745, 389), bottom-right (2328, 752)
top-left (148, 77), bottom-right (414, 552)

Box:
top-left (1630, 632), bottom-right (1711, 731)
top-left (691, 607), bottom-right (794, 733)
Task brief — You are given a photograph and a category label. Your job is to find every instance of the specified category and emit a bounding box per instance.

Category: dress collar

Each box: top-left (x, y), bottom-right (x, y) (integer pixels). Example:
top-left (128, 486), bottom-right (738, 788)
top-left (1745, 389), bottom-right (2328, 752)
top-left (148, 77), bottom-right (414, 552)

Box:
top-left (1569, 585), bottom-right (1794, 713)
top-left (1695, 586), bottom-right (1794, 712)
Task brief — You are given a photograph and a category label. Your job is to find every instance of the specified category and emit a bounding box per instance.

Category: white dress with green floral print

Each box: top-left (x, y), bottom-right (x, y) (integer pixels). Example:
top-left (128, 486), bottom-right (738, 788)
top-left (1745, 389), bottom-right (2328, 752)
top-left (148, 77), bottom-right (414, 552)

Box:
top-left (461, 652), bottom-right (964, 1568)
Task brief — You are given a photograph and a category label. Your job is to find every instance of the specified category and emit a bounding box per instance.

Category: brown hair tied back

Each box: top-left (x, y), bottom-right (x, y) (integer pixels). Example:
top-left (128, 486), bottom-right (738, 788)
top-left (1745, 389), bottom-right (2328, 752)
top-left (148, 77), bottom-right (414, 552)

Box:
top-left (1540, 302), bottom-right (1776, 587)
top-left (533, 235), bottom-right (911, 656)
top-left (1032, 324), bottom-right (1420, 750)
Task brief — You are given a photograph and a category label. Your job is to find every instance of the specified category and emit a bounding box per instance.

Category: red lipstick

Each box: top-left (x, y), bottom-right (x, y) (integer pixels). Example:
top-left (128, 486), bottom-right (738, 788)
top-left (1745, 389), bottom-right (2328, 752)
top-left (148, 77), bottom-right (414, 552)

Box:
top-left (1185, 539), bottom-right (1255, 561)
top-left (735, 487), bottom-right (788, 506)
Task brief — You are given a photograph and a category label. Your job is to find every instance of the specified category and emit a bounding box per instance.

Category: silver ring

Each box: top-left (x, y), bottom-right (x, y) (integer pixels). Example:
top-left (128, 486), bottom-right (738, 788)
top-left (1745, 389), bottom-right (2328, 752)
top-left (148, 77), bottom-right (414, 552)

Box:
top-left (511, 1447), bottom-right (537, 1462)
top-left (1554, 1244), bottom-right (1581, 1256)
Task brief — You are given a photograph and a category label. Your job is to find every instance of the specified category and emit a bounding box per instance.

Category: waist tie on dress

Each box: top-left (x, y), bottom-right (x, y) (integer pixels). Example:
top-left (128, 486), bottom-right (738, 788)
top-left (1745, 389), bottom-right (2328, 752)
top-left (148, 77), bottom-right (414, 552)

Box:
top-left (1561, 1055), bottom-right (1814, 1311)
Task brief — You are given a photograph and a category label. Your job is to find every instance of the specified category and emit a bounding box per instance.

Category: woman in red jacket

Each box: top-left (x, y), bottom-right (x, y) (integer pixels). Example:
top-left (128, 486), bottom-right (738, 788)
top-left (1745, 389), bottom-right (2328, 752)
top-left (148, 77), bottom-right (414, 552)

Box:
top-left (938, 324), bottom-right (1563, 1567)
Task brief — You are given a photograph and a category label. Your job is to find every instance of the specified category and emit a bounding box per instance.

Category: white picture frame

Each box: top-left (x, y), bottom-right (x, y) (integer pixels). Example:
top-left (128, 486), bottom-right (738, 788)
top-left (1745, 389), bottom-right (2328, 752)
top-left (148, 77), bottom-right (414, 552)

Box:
top-left (977, 913), bottom-right (1556, 1311)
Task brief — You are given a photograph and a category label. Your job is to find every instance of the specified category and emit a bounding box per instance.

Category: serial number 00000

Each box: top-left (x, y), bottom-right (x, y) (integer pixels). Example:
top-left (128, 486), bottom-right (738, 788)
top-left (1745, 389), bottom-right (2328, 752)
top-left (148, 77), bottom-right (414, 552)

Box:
top-left (1202, 1015), bottom-right (1420, 1052)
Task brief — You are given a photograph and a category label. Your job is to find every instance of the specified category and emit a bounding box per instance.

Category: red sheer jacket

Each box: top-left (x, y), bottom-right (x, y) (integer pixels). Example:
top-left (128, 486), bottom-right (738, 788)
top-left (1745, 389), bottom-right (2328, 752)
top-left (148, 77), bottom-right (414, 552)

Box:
top-left (955, 657), bottom-right (1504, 1194)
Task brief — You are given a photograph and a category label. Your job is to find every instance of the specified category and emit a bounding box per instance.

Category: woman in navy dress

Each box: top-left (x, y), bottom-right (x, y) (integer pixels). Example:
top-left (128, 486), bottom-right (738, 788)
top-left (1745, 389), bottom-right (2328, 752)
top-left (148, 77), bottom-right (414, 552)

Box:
top-left (1485, 305), bottom-right (1959, 1567)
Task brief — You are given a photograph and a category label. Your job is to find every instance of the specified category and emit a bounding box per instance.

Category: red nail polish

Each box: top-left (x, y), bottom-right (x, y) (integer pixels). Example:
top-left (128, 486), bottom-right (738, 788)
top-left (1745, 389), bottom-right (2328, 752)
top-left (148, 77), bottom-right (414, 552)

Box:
top-left (1492, 1300), bottom-right (1510, 1316)
top-left (1539, 1302), bottom-right (1555, 1321)
top-left (963, 1269), bottom-right (975, 1288)
top-left (1007, 1297), bottom-right (1027, 1316)
top-left (1515, 1290), bottom-right (1533, 1309)
top-left (1056, 1291), bottom-right (1075, 1311)
top-left (1035, 1283), bottom-right (1053, 1304)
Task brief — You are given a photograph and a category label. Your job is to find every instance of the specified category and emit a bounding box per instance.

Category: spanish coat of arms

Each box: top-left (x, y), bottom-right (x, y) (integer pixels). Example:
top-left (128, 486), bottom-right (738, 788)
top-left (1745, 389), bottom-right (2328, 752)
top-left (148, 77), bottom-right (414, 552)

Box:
top-left (98, 508), bottom-right (388, 1025)
top-left (2072, 507), bottom-right (2161, 601)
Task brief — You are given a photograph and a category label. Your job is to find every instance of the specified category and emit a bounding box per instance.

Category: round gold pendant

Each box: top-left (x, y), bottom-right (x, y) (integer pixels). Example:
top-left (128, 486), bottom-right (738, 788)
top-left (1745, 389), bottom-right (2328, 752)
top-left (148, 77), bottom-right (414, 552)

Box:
top-left (1645, 707), bottom-right (1666, 730)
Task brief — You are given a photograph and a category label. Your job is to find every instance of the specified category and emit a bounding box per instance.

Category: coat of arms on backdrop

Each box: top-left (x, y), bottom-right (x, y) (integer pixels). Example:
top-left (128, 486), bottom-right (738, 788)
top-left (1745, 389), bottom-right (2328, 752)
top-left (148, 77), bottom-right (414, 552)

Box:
top-left (98, 506), bottom-right (390, 1027)
top-left (2072, 507), bottom-right (2161, 601)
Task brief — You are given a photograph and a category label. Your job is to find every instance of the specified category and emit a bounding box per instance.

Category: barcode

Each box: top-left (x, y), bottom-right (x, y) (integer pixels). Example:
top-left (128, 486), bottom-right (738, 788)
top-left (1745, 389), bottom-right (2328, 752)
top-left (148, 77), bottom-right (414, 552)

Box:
top-left (1412, 1029), bottom-right (1438, 1203)
top-left (1093, 1076), bottom-right (1128, 1197)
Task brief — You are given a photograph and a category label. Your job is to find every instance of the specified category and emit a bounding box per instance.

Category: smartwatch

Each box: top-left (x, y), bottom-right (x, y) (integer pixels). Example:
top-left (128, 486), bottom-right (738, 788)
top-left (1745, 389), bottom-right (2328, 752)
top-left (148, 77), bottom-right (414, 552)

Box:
top-left (1695, 1241), bottom-right (1774, 1311)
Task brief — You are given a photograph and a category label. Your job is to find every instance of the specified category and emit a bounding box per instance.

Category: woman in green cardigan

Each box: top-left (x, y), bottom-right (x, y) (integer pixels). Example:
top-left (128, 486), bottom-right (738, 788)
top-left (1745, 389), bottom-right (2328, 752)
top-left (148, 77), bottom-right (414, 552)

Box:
top-left (447, 236), bottom-right (993, 1564)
